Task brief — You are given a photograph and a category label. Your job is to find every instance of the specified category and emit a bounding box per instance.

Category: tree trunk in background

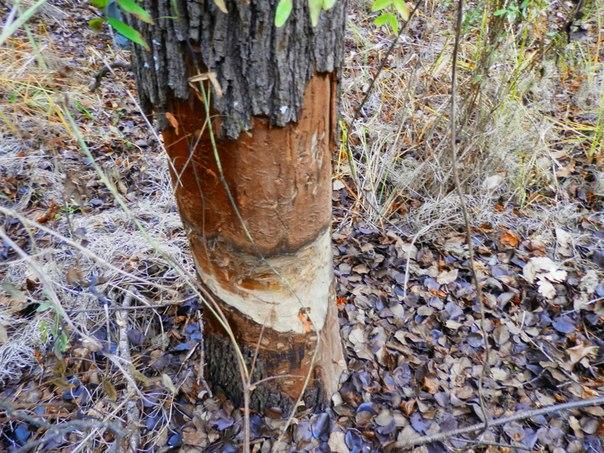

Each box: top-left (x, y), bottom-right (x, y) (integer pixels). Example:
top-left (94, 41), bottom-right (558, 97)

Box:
top-left (129, 0), bottom-right (347, 412)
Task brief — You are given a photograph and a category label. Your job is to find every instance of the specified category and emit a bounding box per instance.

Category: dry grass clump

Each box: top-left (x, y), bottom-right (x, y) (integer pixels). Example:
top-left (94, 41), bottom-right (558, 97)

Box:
top-left (340, 0), bottom-right (603, 246)
top-left (0, 21), bottom-right (195, 393)
top-left (0, 145), bottom-right (192, 385)
top-left (0, 12), bottom-right (206, 448)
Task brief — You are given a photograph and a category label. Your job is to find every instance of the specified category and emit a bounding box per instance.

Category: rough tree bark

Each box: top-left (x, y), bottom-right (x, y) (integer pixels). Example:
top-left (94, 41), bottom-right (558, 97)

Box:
top-left (129, 0), bottom-right (347, 412)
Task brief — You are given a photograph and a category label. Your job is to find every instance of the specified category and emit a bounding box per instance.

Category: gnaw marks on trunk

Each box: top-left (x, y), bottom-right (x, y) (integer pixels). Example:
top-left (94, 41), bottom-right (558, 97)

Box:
top-left (128, 0), bottom-right (347, 411)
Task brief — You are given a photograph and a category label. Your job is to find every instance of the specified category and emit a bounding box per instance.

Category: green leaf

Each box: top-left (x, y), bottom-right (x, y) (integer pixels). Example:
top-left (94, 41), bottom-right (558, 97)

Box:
top-left (308, 0), bottom-right (322, 27)
top-left (386, 12), bottom-right (399, 33)
top-left (90, 0), bottom-right (110, 8)
top-left (371, 0), bottom-right (392, 12)
top-left (36, 301), bottom-right (54, 313)
top-left (392, 0), bottom-right (409, 20)
top-left (374, 12), bottom-right (398, 33)
top-left (88, 17), bottom-right (105, 32)
top-left (117, 0), bottom-right (154, 24)
top-left (213, 0), bottom-right (228, 13)
top-left (39, 321), bottom-right (49, 343)
top-left (106, 17), bottom-right (150, 50)
top-left (373, 12), bottom-right (389, 25)
top-left (56, 331), bottom-right (69, 353)
top-left (322, 0), bottom-right (337, 10)
top-left (275, 0), bottom-right (293, 27)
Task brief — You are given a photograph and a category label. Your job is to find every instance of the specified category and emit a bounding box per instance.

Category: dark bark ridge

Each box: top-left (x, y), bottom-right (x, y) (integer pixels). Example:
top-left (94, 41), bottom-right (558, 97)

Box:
top-left (129, 0), bottom-right (346, 139)
top-left (204, 333), bottom-right (324, 413)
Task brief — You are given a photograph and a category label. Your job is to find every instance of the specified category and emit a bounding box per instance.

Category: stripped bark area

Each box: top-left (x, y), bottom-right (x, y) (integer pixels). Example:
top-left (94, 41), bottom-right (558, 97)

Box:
top-left (164, 75), bottom-right (345, 410)
top-left (129, 0), bottom-right (346, 138)
top-left (129, 0), bottom-right (347, 411)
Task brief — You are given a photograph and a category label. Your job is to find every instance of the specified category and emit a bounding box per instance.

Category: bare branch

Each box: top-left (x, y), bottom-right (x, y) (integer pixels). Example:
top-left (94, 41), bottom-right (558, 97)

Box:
top-left (0, 400), bottom-right (124, 453)
top-left (449, 0), bottom-right (491, 430)
top-left (399, 395), bottom-right (604, 449)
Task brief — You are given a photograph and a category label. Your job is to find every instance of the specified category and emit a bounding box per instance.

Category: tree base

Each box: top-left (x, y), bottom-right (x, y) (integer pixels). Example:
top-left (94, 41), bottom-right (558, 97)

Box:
top-left (203, 299), bottom-right (343, 414)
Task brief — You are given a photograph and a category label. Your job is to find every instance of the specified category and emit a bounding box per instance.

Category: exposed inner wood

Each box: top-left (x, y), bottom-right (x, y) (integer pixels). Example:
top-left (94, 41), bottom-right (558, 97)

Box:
top-left (164, 75), bottom-right (336, 256)
top-left (203, 286), bottom-right (344, 412)
top-left (162, 73), bottom-right (345, 410)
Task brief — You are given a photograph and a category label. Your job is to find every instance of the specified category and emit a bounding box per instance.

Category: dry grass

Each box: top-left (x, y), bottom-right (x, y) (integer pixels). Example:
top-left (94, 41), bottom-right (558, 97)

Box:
top-left (0, 31), bottom-right (199, 450)
top-left (339, 0), bottom-right (603, 249)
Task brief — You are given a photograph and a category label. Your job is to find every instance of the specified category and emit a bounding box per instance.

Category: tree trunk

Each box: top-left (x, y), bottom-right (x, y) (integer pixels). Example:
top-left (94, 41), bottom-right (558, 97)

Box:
top-left (129, 0), bottom-right (347, 412)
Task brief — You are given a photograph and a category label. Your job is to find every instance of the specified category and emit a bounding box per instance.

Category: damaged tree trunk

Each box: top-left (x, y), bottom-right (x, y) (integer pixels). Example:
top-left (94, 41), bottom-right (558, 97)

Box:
top-left (129, 0), bottom-right (347, 412)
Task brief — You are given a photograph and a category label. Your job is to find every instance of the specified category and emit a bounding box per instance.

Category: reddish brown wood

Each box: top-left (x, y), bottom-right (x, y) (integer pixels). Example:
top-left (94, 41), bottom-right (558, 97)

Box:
top-left (162, 74), bottom-right (345, 412)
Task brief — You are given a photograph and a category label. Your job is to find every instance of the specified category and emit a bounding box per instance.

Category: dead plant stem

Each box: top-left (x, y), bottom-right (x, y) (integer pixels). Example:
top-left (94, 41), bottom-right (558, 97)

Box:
top-left (400, 395), bottom-right (604, 448)
top-left (449, 0), bottom-right (491, 431)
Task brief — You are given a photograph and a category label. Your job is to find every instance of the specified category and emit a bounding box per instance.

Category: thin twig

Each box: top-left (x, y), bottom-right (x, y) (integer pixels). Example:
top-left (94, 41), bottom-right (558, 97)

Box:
top-left (89, 62), bottom-right (132, 92)
top-left (117, 289), bottom-right (141, 452)
top-left (249, 374), bottom-right (304, 390)
top-left (449, 0), bottom-right (491, 430)
top-left (0, 400), bottom-right (124, 453)
top-left (65, 302), bottom-right (181, 313)
top-left (452, 436), bottom-right (531, 451)
top-left (399, 395), bottom-right (604, 448)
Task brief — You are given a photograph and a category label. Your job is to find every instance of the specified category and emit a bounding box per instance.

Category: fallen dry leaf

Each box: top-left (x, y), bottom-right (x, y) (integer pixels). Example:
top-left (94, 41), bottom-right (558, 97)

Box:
top-left (437, 268), bottom-right (458, 285)
top-left (35, 201), bottom-right (60, 224)
top-left (567, 343), bottom-right (598, 368)
top-left (537, 278), bottom-right (557, 299)
top-left (165, 112), bottom-right (180, 135)
top-left (422, 376), bottom-right (439, 394)
top-left (523, 256), bottom-right (567, 284)
top-left (500, 229), bottom-right (520, 248)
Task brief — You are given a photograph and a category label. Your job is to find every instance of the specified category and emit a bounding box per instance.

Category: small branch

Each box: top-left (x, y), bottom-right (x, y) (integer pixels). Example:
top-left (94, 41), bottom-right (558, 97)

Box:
top-left (399, 395), bottom-right (604, 448)
top-left (66, 302), bottom-right (180, 314)
top-left (89, 62), bottom-right (132, 92)
top-left (452, 436), bottom-right (531, 451)
top-left (117, 290), bottom-right (141, 452)
top-left (0, 400), bottom-right (124, 452)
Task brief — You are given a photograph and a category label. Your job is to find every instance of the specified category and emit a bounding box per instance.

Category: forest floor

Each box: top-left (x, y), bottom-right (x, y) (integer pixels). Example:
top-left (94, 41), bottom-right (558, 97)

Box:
top-left (0, 0), bottom-right (603, 452)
